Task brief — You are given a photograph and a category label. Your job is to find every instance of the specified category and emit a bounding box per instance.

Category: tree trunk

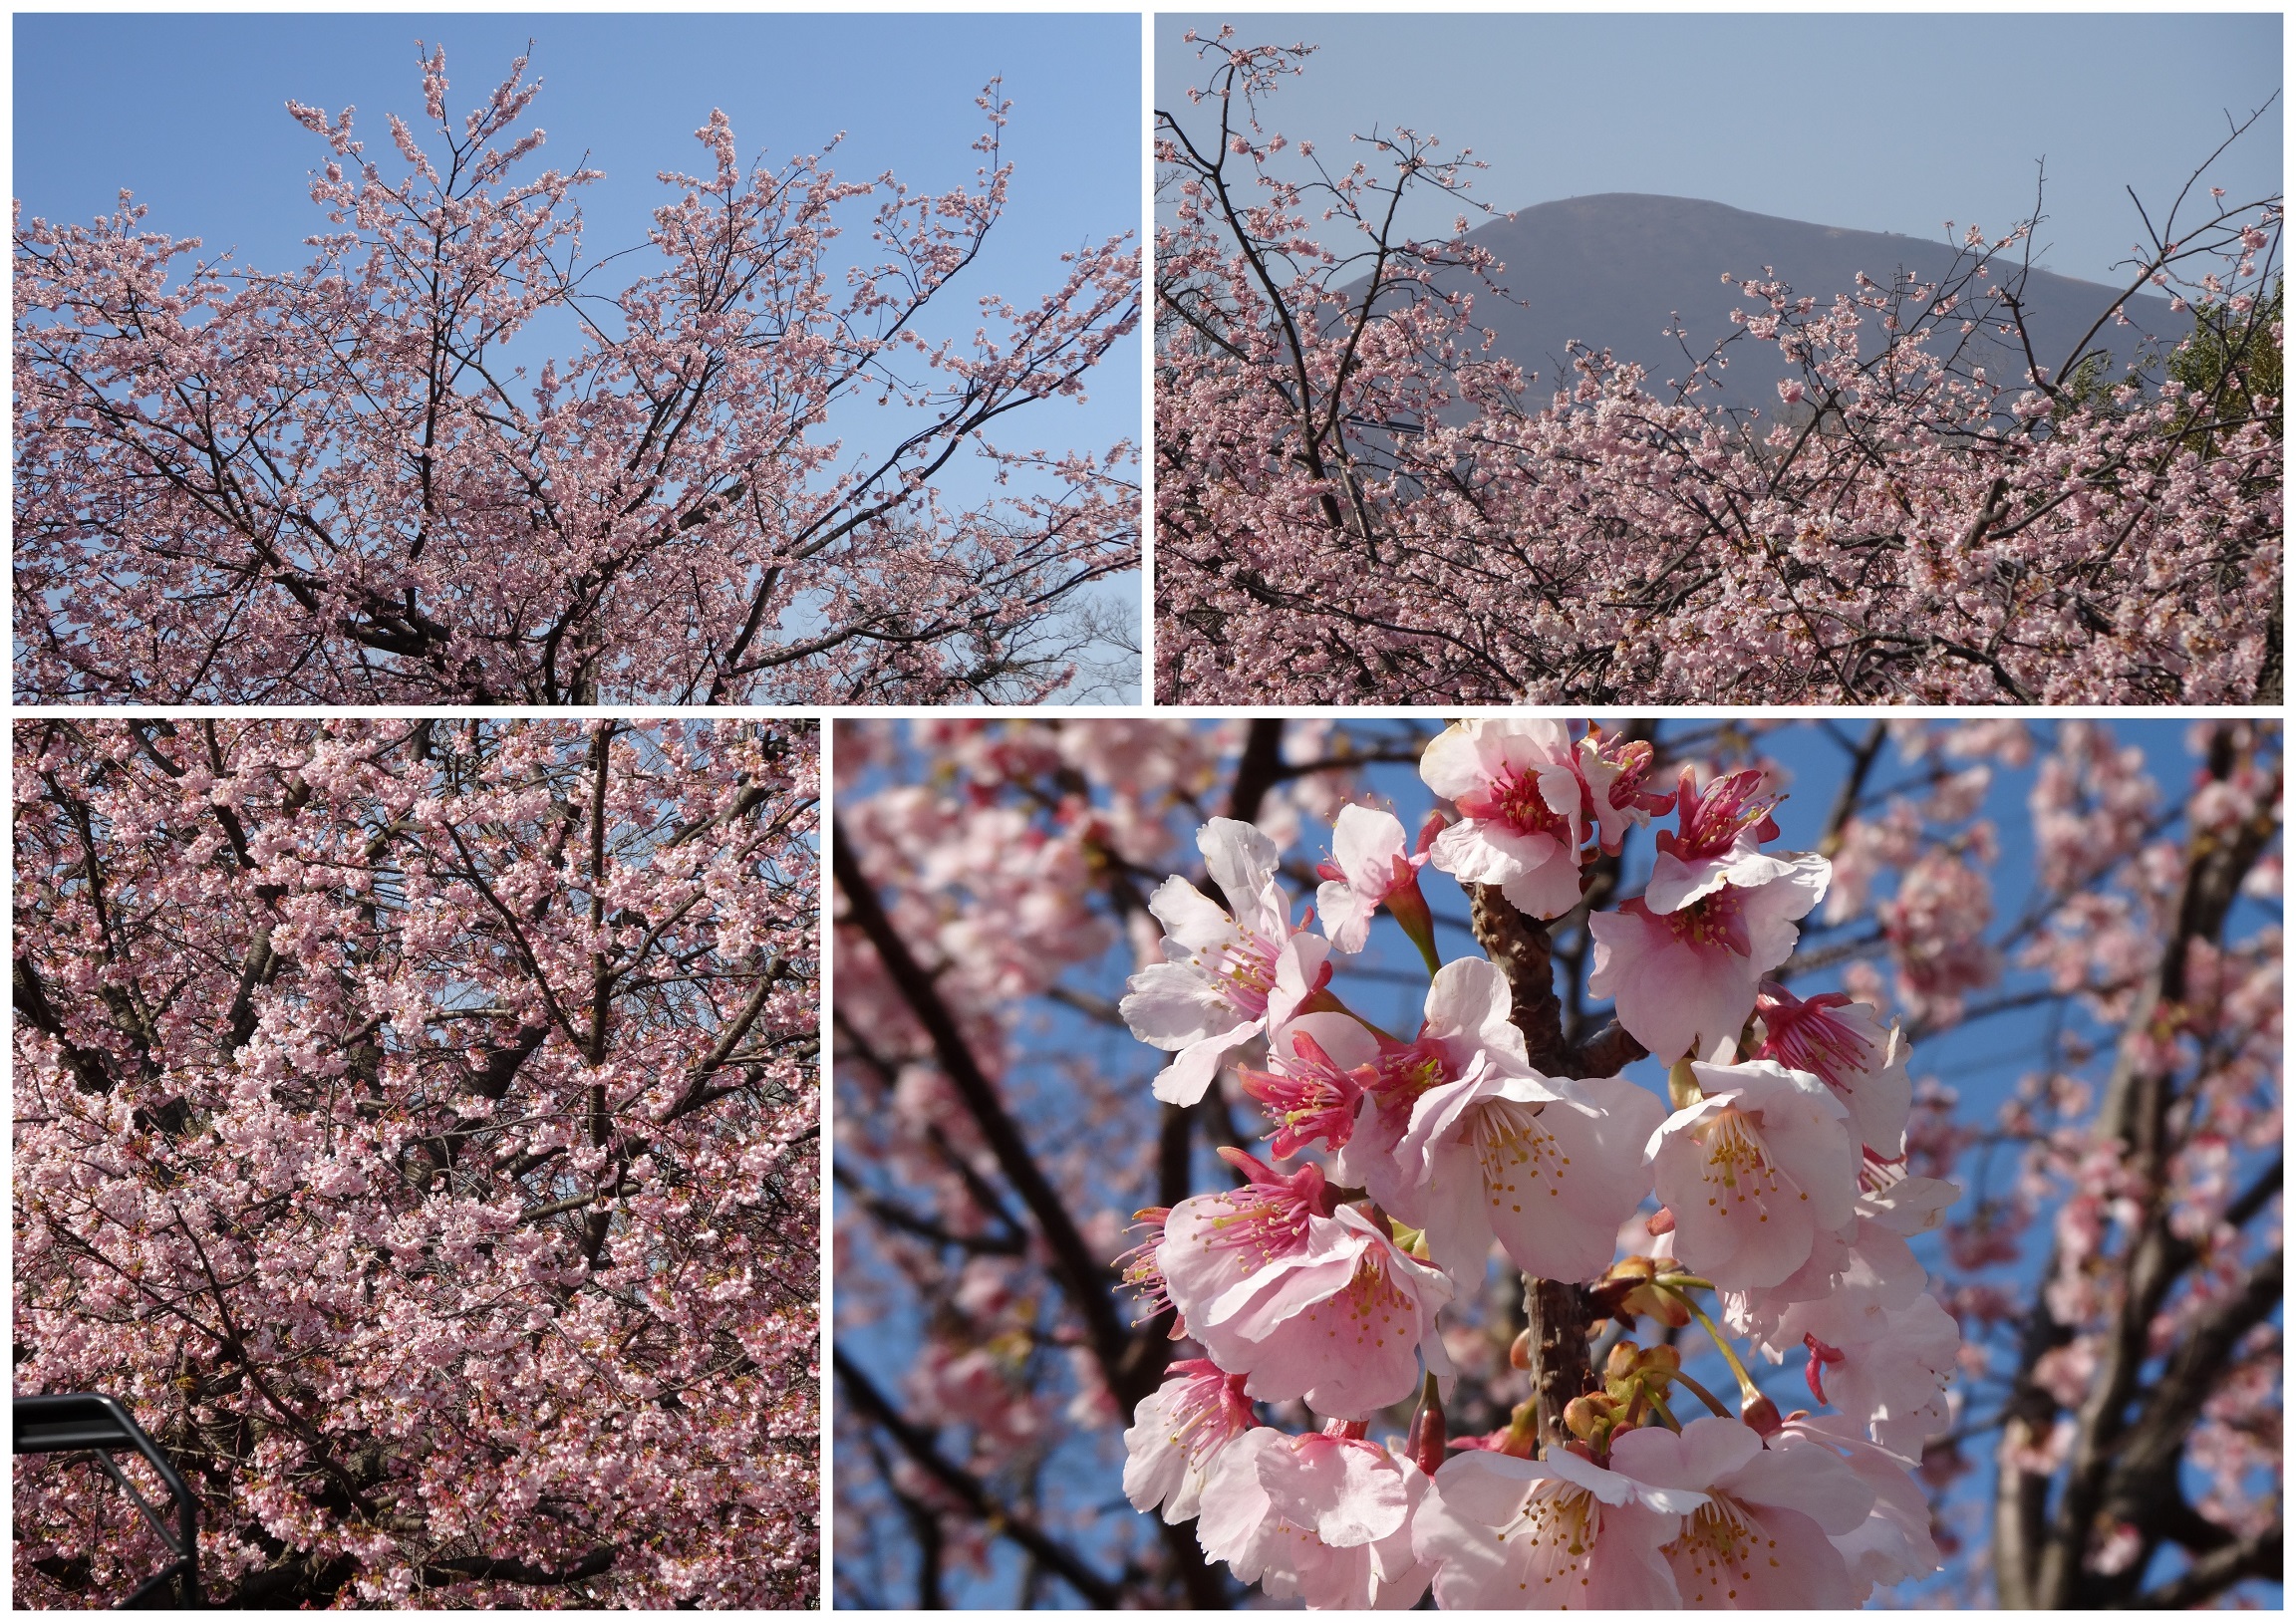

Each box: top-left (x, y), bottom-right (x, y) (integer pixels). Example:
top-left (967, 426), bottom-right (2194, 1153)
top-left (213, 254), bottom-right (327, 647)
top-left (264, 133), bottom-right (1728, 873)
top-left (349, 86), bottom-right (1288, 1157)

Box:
top-left (1469, 884), bottom-right (1596, 1452)
top-left (1521, 1274), bottom-right (1594, 1451)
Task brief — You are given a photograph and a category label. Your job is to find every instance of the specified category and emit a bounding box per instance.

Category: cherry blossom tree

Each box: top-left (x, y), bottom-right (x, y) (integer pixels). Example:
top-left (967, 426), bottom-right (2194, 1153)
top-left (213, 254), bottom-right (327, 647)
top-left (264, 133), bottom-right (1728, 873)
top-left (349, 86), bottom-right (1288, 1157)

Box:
top-left (14, 717), bottom-right (819, 1607)
top-left (15, 46), bottom-right (1139, 704)
top-left (831, 715), bottom-right (2279, 1608)
top-left (1155, 35), bottom-right (2282, 705)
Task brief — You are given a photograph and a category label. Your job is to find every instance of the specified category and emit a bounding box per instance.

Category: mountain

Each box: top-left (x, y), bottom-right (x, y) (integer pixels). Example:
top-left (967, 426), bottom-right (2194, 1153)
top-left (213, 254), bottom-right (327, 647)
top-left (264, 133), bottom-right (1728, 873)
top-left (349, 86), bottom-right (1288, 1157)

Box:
top-left (1394, 193), bottom-right (2177, 405)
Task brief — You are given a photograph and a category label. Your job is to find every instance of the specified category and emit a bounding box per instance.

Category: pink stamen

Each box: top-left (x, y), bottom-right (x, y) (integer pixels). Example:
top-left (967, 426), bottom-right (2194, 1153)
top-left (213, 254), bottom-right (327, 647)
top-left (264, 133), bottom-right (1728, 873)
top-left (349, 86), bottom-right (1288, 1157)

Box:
top-left (1658, 766), bottom-right (1783, 864)
top-left (1755, 984), bottom-right (1873, 1091)
top-left (1164, 1360), bottom-right (1255, 1460)
top-left (1194, 932), bottom-right (1282, 1018)
top-left (1239, 1031), bottom-right (1364, 1158)
top-left (1457, 763), bottom-right (1576, 844)
top-left (1803, 1332), bottom-right (1846, 1405)
top-left (1660, 888), bottom-right (1754, 956)
top-left (1365, 1035), bottom-right (1454, 1114)
top-left (1193, 1155), bottom-right (1332, 1269)
top-left (1592, 731), bottom-right (1667, 813)
top-left (1117, 1208), bottom-right (1175, 1323)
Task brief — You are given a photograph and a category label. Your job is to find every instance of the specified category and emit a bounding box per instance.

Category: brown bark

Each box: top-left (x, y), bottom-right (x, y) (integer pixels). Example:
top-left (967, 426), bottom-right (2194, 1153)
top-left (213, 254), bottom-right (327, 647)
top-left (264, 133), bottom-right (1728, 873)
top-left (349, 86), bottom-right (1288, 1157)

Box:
top-left (1469, 884), bottom-right (1597, 1453)
top-left (1471, 884), bottom-right (1570, 1070)
top-left (1521, 1275), bottom-right (1594, 1451)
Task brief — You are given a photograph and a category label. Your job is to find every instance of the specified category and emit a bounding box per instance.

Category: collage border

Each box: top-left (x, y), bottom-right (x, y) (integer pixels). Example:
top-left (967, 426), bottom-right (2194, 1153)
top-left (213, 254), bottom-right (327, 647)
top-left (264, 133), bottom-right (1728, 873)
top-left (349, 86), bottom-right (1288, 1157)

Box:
top-left (4, 0), bottom-right (2288, 1610)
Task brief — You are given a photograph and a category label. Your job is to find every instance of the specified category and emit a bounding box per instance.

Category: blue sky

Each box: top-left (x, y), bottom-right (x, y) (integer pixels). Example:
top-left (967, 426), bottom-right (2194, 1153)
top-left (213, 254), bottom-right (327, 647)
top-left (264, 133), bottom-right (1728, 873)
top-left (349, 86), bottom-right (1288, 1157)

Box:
top-left (1158, 13), bottom-right (2282, 286)
top-left (18, 13), bottom-right (1138, 302)
top-left (14, 14), bottom-right (1145, 699)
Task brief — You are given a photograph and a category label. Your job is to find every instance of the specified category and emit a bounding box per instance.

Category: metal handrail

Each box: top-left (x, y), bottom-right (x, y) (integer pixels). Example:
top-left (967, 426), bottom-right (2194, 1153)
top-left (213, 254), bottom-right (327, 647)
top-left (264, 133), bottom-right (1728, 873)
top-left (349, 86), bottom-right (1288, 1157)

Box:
top-left (14, 1393), bottom-right (201, 1609)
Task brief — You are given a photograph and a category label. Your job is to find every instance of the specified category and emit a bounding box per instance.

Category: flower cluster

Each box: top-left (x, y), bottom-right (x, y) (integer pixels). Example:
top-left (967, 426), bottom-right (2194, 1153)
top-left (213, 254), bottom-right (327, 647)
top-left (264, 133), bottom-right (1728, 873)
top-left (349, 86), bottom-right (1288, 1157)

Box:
top-left (834, 715), bottom-right (2277, 1606)
top-left (1118, 718), bottom-right (1959, 1607)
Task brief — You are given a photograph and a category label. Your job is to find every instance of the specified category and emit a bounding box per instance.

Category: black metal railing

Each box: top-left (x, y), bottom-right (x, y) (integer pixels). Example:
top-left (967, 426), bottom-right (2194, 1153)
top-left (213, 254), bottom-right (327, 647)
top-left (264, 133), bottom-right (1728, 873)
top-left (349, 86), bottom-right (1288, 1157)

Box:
top-left (14, 1393), bottom-right (200, 1608)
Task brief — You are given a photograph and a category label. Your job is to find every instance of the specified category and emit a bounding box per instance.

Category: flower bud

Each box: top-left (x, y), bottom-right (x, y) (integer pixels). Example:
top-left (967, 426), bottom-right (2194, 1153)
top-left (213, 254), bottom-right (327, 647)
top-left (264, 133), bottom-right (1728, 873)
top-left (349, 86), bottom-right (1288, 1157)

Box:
top-left (1501, 1399), bottom-right (1540, 1458)
top-left (1384, 860), bottom-right (1441, 970)
top-left (1406, 1375), bottom-right (1448, 1476)
top-left (1565, 1392), bottom-right (1626, 1448)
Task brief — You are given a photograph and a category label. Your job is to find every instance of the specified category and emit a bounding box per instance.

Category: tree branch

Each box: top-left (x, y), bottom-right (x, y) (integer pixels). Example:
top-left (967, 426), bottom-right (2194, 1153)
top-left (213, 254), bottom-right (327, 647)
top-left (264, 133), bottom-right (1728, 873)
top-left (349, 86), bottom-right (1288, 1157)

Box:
top-left (832, 825), bottom-right (1136, 1403)
top-left (834, 1350), bottom-right (1120, 1607)
top-left (2129, 1525), bottom-right (2282, 1608)
top-left (420, 1547), bottom-right (618, 1589)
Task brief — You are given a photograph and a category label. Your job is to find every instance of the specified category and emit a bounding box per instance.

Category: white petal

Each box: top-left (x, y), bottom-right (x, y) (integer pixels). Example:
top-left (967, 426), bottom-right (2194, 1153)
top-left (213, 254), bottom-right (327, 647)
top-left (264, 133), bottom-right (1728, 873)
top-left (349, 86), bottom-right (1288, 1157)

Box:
top-left (1151, 1024), bottom-right (1257, 1105)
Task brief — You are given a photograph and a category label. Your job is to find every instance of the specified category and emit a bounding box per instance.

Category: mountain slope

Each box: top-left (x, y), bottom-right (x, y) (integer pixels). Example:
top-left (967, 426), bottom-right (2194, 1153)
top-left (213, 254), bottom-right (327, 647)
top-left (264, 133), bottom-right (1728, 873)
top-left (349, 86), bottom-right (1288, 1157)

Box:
top-left (1400, 193), bottom-right (2177, 405)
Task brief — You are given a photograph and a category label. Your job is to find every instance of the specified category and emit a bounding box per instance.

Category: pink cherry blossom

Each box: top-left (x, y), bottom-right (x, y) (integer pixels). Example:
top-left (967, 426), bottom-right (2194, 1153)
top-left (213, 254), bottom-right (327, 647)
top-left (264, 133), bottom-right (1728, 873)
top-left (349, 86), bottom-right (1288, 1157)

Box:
top-left (1239, 1011), bottom-right (1376, 1159)
top-left (1158, 1150), bottom-right (1334, 1330)
top-left (1752, 984), bottom-right (1912, 1157)
top-left (1722, 1201), bottom-right (1929, 1360)
top-left (13, 719), bottom-right (819, 1606)
top-left (1607, 1416), bottom-right (1872, 1608)
top-left (1413, 1444), bottom-right (1700, 1607)
top-left (1123, 1360), bottom-right (1257, 1524)
top-left (1159, 1165), bottom-right (1452, 1421)
top-left (1121, 817), bottom-right (1331, 1104)
top-left (1647, 1061), bottom-right (1859, 1290)
top-left (1784, 1293), bottom-right (1961, 1452)
top-left (1213, 1206), bottom-right (1455, 1421)
top-left (1642, 768), bottom-right (1792, 914)
top-left (1399, 1069), bottom-right (1667, 1286)
top-left (1857, 1157), bottom-right (1959, 1235)
top-left (1154, 43), bottom-right (2278, 706)
top-left (834, 713), bottom-right (2274, 1609)
top-left (1587, 854), bottom-right (1828, 1063)
top-left (1774, 1415), bottom-right (1944, 1601)
top-left (1720, 1205), bottom-right (1948, 1447)
top-left (1578, 725), bottom-right (1676, 854)
top-left (1419, 720), bottom-right (1589, 920)
top-left (1335, 957), bottom-right (1541, 1217)
top-left (16, 52), bottom-right (1139, 704)
top-left (1315, 804), bottom-right (1439, 956)
top-left (1197, 1430), bottom-right (1431, 1608)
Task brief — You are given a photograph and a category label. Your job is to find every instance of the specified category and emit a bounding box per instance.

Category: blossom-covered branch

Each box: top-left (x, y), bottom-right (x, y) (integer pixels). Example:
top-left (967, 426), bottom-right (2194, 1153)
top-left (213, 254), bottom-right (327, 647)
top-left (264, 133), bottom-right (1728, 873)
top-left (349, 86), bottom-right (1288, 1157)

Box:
top-left (16, 47), bottom-right (1140, 703)
top-left (831, 716), bottom-right (2278, 1607)
top-left (14, 718), bottom-right (820, 1607)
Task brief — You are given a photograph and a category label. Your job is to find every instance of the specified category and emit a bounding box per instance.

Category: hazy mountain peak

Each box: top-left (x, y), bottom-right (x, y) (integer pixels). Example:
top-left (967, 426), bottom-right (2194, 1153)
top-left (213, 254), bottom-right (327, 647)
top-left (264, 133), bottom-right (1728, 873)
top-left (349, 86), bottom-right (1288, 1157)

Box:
top-left (1404, 192), bottom-right (2172, 400)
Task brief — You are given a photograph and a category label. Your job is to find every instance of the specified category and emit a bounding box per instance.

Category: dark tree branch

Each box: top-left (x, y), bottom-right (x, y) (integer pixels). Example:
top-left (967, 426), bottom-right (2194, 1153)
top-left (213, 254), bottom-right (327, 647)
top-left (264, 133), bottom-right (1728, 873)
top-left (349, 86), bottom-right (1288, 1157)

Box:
top-left (1223, 718), bottom-right (1290, 830)
top-left (2128, 1525), bottom-right (2282, 1609)
top-left (14, 954), bottom-right (115, 1095)
top-left (420, 1547), bottom-right (618, 1589)
top-left (832, 825), bottom-right (1136, 1403)
top-left (1469, 885), bottom-right (1570, 1073)
top-left (835, 1350), bottom-right (1121, 1608)
top-left (1469, 885), bottom-right (1596, 1453)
